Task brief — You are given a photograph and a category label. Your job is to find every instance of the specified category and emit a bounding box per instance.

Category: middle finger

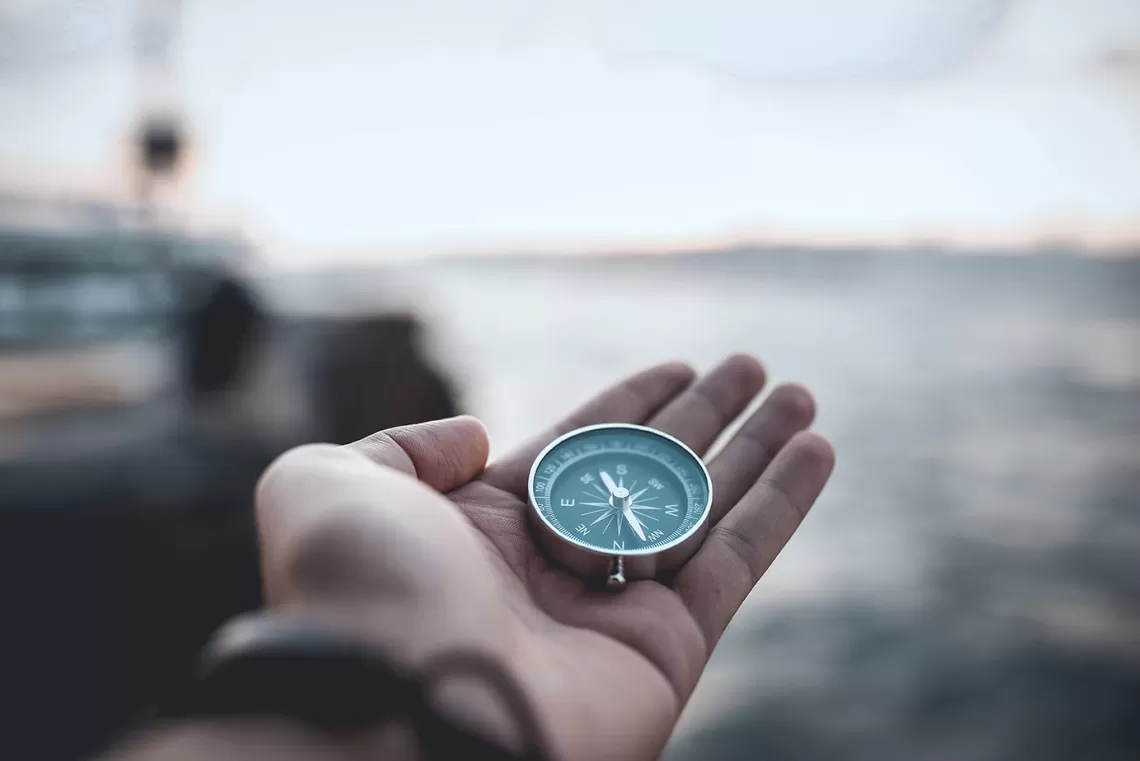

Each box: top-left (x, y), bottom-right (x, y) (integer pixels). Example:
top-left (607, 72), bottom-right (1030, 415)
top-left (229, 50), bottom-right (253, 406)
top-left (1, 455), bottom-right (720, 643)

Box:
top-left (647, 354), bottom-right (767, 456)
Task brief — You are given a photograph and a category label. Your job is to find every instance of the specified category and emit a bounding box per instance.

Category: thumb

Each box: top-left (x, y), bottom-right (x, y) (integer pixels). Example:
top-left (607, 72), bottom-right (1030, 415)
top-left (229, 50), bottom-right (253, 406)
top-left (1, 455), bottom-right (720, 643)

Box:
top-left (345, 415), bottom-right (491, 493)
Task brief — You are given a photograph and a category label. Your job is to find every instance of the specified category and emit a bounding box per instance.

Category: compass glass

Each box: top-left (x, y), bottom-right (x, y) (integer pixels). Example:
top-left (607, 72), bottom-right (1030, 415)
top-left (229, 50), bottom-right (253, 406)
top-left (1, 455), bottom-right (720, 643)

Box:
top-left (529, 425), bottom-right (712, 556)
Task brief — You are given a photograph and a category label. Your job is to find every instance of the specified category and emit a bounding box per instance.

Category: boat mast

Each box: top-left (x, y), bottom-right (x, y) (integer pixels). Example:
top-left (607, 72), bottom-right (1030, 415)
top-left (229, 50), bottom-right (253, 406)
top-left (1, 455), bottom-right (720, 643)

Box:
top-left (131, 0), bottom-right (187, 218)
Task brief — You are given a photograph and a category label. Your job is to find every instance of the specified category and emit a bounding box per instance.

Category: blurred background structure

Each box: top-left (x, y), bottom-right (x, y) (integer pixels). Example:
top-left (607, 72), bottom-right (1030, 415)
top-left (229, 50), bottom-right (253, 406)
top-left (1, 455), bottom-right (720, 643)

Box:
top-left (2, 1), bottom-right (1139, 760)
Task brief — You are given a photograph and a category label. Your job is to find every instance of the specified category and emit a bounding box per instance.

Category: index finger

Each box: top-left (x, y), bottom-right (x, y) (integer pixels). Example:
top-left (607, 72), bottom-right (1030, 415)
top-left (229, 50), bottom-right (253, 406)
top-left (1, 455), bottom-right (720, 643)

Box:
top-left (480, 361), bottom-right (696, 495)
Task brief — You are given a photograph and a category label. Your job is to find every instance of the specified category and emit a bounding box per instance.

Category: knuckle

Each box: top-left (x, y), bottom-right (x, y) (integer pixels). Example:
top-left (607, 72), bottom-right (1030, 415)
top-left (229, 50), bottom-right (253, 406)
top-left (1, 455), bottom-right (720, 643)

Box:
top-left (692, 381), bottom-right (729, 423)
top-left (758, 475), bottom-right (806, 522)
top-left (790, 431), bottom-right (835, 470)
top-left (710, 522), bottom-right (759, 578)
top-left (349, 431), bottom-right (409, 469)
top-left (733, 417), bottom-right (779, 459)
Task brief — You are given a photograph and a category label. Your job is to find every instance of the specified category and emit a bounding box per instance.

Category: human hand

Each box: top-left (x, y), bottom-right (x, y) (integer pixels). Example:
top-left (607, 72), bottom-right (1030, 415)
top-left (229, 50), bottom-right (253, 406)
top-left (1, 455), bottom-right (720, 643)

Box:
top-left (255, 356), bottom-right (835, 761)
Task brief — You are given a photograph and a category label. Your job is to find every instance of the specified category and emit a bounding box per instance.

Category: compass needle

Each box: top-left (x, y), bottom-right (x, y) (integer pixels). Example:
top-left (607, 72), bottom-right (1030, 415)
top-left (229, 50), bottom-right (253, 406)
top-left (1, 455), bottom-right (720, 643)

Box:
top-left (590, 483), bottom-right (612, 500)
top-left (622, 504), bottom-right (647, 541)
top-left (599, 471), bottom-right (620, 496)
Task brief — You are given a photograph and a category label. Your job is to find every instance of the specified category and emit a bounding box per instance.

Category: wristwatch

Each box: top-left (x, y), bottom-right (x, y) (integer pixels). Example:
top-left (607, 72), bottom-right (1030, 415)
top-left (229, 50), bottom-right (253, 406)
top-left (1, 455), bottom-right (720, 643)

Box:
top-left (148, 613), bottom-right (548, 761)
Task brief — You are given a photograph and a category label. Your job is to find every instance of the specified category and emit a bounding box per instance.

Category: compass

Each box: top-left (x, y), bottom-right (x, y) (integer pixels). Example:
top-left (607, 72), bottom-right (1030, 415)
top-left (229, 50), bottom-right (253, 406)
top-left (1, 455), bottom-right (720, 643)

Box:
top-left (528, 423), bottom-right (713, 589)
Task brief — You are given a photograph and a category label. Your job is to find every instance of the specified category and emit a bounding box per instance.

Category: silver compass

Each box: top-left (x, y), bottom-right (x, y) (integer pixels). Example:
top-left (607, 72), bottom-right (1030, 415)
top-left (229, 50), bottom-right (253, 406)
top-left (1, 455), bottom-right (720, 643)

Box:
top-left (528, 423), bottom-right (713, 589)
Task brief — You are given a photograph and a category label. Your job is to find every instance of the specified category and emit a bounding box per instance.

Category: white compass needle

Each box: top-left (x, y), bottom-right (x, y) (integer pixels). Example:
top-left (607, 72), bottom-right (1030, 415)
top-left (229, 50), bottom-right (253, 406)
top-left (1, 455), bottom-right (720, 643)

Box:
top-left (622, 504), bottom-right (647, 541)
top-left (599, 471), bottom-right (620, 496)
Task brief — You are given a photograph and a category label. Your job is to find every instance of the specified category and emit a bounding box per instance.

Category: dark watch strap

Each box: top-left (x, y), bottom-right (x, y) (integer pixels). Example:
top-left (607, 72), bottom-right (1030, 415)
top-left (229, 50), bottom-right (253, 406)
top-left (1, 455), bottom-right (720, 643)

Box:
top-left (148, 614), bottom-right (549, 761)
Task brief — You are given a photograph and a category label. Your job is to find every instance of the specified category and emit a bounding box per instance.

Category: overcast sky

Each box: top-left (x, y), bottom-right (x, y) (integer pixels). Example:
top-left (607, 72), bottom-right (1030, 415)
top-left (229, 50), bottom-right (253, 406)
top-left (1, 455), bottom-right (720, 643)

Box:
top-left (2, 0), bottom-right (1139, 262)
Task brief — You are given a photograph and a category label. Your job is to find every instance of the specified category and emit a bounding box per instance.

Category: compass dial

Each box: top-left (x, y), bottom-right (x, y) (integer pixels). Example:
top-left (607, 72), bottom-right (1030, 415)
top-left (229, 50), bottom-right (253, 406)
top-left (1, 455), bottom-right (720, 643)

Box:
top-left (528, 424), bottom-right (712, 556)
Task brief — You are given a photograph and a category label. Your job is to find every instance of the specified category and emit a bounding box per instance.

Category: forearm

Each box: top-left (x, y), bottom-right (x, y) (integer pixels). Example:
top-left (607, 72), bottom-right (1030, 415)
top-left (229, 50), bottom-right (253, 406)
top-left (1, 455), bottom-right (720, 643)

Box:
top-left (101, 718), bottom-right (421, 761)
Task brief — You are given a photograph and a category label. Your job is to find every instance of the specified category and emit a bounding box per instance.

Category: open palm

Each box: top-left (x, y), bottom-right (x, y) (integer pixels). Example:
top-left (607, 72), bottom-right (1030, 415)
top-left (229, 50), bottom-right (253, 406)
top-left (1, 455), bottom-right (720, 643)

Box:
top-left (255, 356), bottom-right (834, 761)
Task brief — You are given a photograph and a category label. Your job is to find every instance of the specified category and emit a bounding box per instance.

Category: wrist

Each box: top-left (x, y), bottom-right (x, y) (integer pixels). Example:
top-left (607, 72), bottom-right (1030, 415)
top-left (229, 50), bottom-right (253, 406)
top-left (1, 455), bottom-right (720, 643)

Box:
top-left (417, 648), bottom-right (537, 759)
top-left (272, 604), bottom-right (539, 757)
top-left (121, 612), bottom-right (548, 761)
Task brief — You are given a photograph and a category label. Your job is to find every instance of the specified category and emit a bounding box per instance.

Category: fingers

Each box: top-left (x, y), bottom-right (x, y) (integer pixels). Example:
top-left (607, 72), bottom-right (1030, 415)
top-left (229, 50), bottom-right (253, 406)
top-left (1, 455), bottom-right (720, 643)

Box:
top-left (481, 361), bottom-right (696, 495)
top-left (705, 383), bottom-right (816, 525)
top-left (346, 415), bottom-right (491, 493)
top-left (674, 431), bottom-right (835, 650)
top-left (646, 354), bottom-right (766, 457)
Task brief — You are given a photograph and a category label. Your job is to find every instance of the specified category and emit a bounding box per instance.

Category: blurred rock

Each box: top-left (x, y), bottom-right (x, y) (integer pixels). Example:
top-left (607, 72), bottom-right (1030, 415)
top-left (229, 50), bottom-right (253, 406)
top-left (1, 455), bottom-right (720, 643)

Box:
top-left (301, 313), bottom-right (460, 444)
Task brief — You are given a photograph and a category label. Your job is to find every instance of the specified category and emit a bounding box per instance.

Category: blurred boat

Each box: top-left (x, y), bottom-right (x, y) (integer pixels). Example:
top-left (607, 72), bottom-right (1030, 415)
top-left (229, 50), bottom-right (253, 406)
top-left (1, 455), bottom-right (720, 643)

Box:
top-left (0, 192), bottom-right (251, 426)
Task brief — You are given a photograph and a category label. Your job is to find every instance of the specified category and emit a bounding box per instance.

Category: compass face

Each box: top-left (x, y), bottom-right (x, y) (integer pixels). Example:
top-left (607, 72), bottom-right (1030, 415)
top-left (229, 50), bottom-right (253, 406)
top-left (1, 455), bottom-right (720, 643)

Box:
top-left (528, 424), bottom-right (712, 556)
